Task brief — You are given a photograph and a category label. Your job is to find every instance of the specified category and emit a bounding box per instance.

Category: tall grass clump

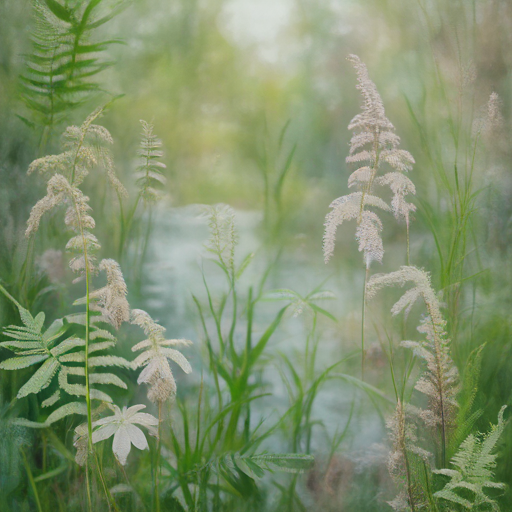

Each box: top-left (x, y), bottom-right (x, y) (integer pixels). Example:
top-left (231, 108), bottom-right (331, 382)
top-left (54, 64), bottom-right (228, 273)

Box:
top-left (0, 108), bottom-right (193, 510)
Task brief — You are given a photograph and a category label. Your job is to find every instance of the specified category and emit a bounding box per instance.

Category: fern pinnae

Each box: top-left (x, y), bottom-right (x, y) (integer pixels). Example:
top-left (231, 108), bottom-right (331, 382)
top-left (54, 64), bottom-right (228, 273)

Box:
top-left (20, 0), bottom-right (126, 145)
top-left (136, 120), bottom-right (167, 207)
top-left (434, 406), bottom-right (507, 510)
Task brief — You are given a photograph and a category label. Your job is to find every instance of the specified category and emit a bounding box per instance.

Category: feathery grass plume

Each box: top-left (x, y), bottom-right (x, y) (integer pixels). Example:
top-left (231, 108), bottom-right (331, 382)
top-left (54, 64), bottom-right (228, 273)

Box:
top-left (476, 92), bottom-right (505, 151)
top-left (387, 400), bottom-right (430, 511)
top-left (323, 54), bottom-right (415, 267)
top-left (136, 120), bottom-right (167, 206)
top-left (28, 106), bottom-right (127, 197)
top-left (434, 406), bottom-right (507, 510)
top-left (367, 266), bottom-right (458, 466)
top-left (131, 309), bottom-right (192, 403)
top-left (74, 259), bottom-right (130, 330)
top-left (204, 204), bottom-right (238, 278)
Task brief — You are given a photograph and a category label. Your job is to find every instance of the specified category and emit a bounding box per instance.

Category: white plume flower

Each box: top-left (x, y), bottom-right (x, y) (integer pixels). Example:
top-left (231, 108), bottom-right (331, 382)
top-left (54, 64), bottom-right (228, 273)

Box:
top-left (131, 309), bottom-right (192, 403)
top-left (323, 55), bottom-right (415, 267)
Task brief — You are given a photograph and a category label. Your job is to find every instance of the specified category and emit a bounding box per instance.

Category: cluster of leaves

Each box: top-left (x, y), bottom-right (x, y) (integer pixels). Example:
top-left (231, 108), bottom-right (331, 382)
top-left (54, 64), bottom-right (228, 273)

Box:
top-left (0, 285), bottom-right (131, 428)
top-left (19, 0), bottom-right (126, 143)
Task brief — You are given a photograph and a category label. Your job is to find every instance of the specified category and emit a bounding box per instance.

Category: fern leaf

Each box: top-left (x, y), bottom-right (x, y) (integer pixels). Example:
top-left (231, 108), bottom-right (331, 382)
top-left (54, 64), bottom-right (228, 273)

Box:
top-left (17, 357), bottom-right (60, 398)
top-left (434, 406), bottom-right (507, 510)
top-left (20, 0), bottom-right (124, 136)
top-left (41, 390), bottom-right (60, 408)
top-left (136, 120), bottom-right (167, 206)
top-left (0, 341), bottom-right (44, 351)
top-left (50, 337), bottom-right (85, 357)
top-left (89, 373), bottom-right (127, 389)
top-left (0, 354), bottom-right (48, 370)
top-left (15, 402), bottom-right (88, 429)
top-left (88, 355), bottom-right (133, 369)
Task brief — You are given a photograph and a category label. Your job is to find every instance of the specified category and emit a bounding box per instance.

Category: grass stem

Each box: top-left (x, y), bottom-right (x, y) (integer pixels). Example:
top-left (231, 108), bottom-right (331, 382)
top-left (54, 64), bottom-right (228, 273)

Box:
top-left (362, 266), bottom-right (369, 380)
top-left (21, 447), bottom-right (43, 512)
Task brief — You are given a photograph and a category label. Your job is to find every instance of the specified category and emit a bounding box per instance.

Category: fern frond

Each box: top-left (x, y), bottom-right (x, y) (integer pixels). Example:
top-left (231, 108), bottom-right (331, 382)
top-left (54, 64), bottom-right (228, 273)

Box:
top-left (435, 406), bottom-right (507, 510)
top-left (20, 0), bottom-right (126, 137)
top-left (136, 120), bottom-right (167, 206)
top-left (15, 402), bottom-right (88, 429)
top-left (0, 294), bottom-right (130, 419)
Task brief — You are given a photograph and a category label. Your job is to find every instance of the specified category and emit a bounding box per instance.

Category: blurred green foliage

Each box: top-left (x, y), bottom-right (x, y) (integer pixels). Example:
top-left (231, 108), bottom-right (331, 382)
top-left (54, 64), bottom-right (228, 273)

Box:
top-left (1, 0), bottom-right (512, 510)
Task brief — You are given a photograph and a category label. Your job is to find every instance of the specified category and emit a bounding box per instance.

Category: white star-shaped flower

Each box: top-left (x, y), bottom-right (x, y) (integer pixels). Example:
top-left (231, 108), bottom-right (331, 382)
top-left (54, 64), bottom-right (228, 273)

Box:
top-left (91, 404), bottom-right (158, 465)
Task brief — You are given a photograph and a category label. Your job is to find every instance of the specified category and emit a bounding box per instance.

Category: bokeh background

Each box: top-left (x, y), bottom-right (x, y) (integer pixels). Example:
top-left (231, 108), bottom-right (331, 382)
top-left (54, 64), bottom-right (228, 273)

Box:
top-left (1, 0), bottom-right (512, 510)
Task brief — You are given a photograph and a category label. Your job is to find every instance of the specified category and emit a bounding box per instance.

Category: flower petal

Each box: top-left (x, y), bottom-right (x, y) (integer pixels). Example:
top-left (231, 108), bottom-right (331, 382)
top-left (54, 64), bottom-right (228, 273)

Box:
top-left (92, 423), bottom-right (117, 443)
top-left (124, 424), bottom-right (148, 451)
top-left (130, 412), bottom-right (159, 427)
top-left (124, 404), bottom-right (146, 420)
top-left (112, 426), bottom-right (131, 465)
top-left (93, 416), bottom-right (116, 427)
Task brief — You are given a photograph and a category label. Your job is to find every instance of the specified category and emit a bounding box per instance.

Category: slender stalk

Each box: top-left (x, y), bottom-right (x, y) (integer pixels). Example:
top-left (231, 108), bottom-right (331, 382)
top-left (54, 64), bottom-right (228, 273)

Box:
top-left (76, 207), bottom-right (95, 511)
top-left (361, 266), bottom-right (369, 380)
top-left (425, 303), bottom-right (447, 468)
top-left (403, 445), bottom-right (417, 512)
top-left (93, 450), bottom-right (117, 512)
top-left (155, 401), bottom-right (163, 512)
top-left (85, 458), bottom-right (93, 511)
top-left (21, 447), bottom-right (43, 512)
top-left (406, 217), bottom-right (411, 266)
top-left (0, 283), bottom-right (22, 309)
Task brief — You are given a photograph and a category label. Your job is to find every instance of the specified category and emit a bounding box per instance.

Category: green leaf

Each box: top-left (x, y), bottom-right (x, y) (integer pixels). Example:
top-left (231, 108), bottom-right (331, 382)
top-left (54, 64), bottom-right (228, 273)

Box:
top-left (88, 355), bottom-right (133, 368)
top-left (43, 0), bottom-right (72, 22)
top-left (41, 390), bottom-right (60, 408)
top-left (14, 402), bottom-right (87, 428)
top-left (51, 337), bottom-right (85, 357)
top-left (0, 341), bottom-right (43, 351)
top-left (42, 319), bottom-right (66, 344)
top-left (309, 304), bottom-right (337, 322)
top-left (249, 306), bottom-right (287, 365)
top-left (33, 312), bottom-right (46, 332)
top-left (17, 358), bottom-right (60, 398)
top-left (89, 372), bottom-right (127, 389)
top-left (252, 453), bottom-right (314, 473)
top-left (0, 354), bottom-right (48, 370)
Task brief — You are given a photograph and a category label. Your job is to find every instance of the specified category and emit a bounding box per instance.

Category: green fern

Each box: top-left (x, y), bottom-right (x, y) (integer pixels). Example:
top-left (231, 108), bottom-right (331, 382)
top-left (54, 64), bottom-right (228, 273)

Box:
top-left (19, 0), bottom-right (127, 144)
top-left (434, 406), bottom-right (507, 511)
top-left (136, 120), bottom-right (167, 206)
top-left (0, 288), bottom-right (132, 427)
